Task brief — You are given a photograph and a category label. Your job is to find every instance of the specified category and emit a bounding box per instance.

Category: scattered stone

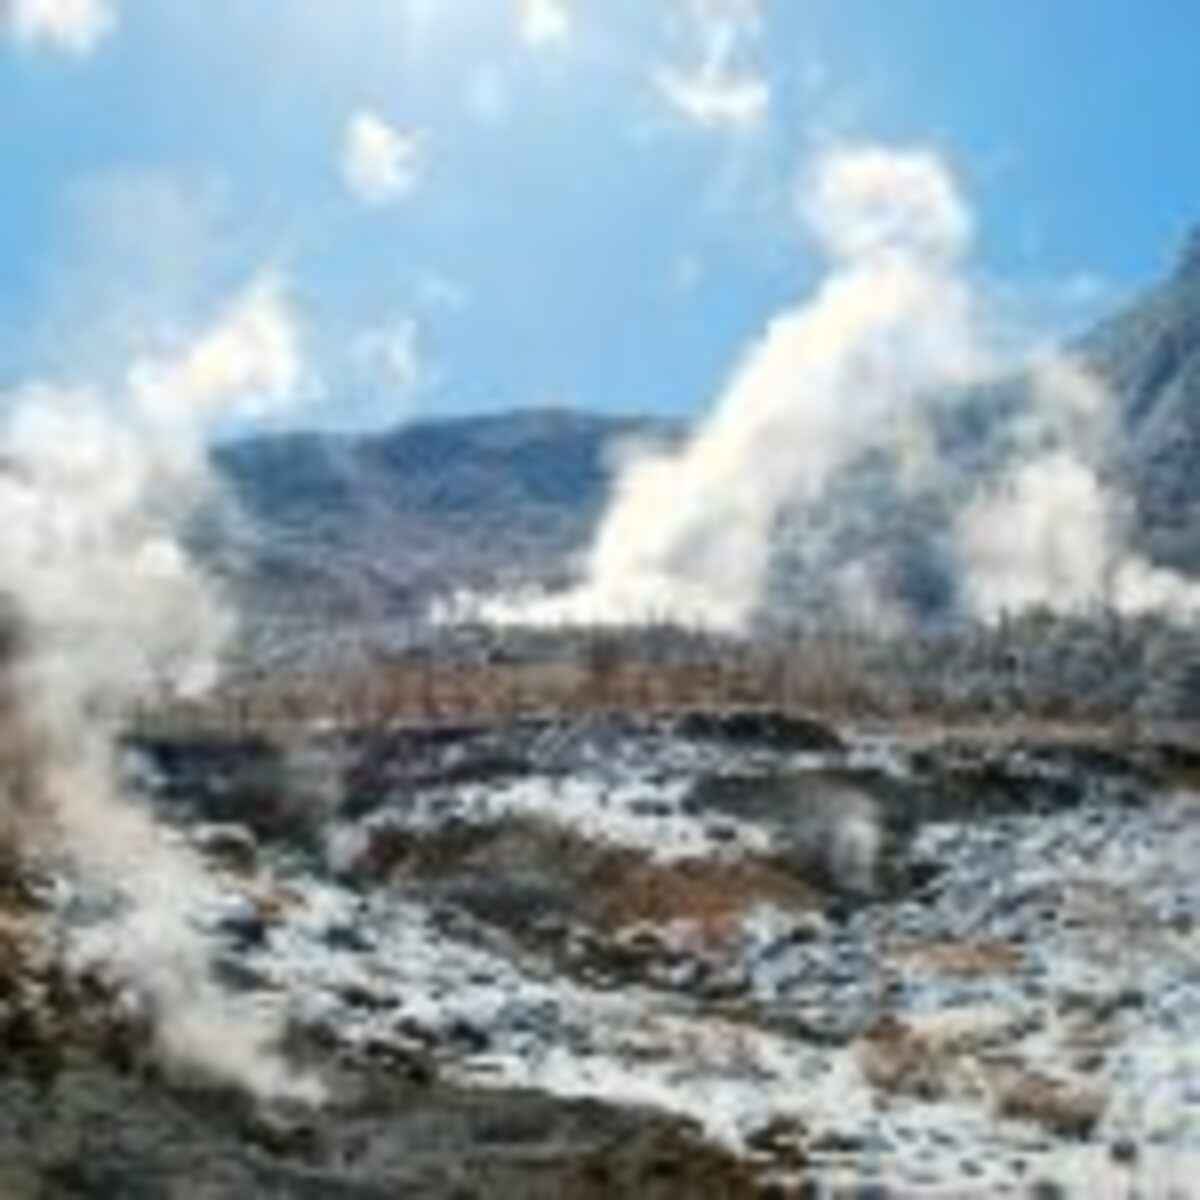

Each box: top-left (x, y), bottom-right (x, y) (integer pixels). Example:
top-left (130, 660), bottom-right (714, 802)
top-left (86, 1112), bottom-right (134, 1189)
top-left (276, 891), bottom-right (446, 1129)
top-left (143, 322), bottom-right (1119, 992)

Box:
top-left (854, 1015), bottom-right (951, 1102)
top-left (1109, 1136), bottom-right (1139, 1165)
top-left (323, 922), bottom-right (376, 953)
top-left (243, 1109), bottom-right (322, 1158)
top-left (628, 799), bottom-right (675, 819)
top-left (746, 1116), bottom-right (809, 1168)
top-left (673, 708), bottom-right (844, 753)
top-left (1027, 1180), bottom-right (1068, 1200)
top-left (989, 1064), bottom-right (1107, 1139)
top-left (706, 822), bottom-right (740, 842)
top-left (889, 938), bottom-right (1023, 979)
top-left (214, 900), bottom-right (268, 948)
top-left (192, 822), bottom-right (258, 874)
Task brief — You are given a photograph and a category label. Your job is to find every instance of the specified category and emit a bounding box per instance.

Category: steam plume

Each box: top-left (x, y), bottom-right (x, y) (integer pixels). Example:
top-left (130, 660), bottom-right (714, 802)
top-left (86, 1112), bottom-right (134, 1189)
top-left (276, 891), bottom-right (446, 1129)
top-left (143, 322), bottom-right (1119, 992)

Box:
top-left (341, 110), bottom-right (426, 207)
top-left (0, 276), bottom-right (321, 1101)
top-left (956, 358), bottom-right (1200, 620)
top-left (461, 146), bottom-right (978, 631)
top-left (444, 143), bottom-right (1200, 635)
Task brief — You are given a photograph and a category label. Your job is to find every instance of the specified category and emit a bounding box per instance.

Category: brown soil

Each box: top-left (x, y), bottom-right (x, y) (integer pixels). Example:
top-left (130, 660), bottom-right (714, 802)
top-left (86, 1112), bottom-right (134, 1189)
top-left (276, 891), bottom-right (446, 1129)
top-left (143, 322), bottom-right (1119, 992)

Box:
top-left (888, 938), bottom-right (1024, 979)
top-left (352, 815), bottom-right (819, 953)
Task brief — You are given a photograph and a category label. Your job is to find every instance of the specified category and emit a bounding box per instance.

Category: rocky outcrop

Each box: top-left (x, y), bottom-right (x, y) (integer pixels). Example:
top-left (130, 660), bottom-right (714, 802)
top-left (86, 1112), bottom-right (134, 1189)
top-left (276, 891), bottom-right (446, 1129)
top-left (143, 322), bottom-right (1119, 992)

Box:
top-left (7, 717), bottom-right (1200, 1196)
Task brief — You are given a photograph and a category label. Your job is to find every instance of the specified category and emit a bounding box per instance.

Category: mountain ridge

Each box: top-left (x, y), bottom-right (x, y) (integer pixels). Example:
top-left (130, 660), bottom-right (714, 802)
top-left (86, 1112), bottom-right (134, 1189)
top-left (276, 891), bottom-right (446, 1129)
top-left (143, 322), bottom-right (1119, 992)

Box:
top-left (205, 408), bottom-right (685, 626)
top-left (206, 247), bottom-right (1200, 634)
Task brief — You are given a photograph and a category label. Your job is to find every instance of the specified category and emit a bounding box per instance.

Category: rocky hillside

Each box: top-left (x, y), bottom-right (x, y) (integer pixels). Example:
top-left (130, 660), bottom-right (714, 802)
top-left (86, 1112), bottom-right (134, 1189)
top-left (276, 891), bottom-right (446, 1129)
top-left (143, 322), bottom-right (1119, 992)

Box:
top-left (1079, 226), bottom-right (1200, 570)
top-left (8, 713), bottom-right (1200, 1195)
top-left (205, 409), bottom-right (681, 625)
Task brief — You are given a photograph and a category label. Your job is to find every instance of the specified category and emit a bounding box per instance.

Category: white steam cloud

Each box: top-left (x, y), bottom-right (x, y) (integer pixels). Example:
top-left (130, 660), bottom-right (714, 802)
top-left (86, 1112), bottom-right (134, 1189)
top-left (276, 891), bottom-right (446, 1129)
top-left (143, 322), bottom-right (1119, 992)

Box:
top-left (957, 450), bottom-right (1115, 618)
top-left (448, 139), bottom-right (1200, 635)
top-left (341, 110), bottom-right (426, 207)
top-left (956, 358), bottom-right (1200, 621)
top-left (5, 0), bottom-right (116, 54)
top-left (0, 276), bottom-right (320, 1101)
top-left (454, 145), bottom-right (978, 631)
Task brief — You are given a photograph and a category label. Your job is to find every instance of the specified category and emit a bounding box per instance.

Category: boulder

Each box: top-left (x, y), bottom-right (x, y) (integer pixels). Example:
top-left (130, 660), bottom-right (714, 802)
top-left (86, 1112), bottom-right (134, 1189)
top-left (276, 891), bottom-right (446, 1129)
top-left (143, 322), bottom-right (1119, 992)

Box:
top-left (192, 823), bottom-right (259, 874)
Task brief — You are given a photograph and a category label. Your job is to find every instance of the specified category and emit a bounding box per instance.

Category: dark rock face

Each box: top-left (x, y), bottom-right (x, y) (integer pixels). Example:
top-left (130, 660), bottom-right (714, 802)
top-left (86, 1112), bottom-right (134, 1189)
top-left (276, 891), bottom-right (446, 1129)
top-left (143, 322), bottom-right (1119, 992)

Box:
top-left (0, 1059), bottom-right (764, 1200)
top-left (1077, 234), bottom-right (1200, 574)
top-left (0, 890), bottom-right (767, 1196)
top-left (1174, 224), bottom-right (1200, 281)
top-left (684, 770), bottom-right (911, 899)
top-left (130, 736), bottom-right (329, 853)
top-left (672, 709), bottom-right (845, 753)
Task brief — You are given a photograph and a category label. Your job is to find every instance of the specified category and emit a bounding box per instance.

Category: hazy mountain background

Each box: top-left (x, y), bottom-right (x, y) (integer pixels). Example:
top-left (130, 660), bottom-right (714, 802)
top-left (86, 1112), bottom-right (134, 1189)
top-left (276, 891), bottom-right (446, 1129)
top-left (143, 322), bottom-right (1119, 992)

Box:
top-left (1081, 228), bottom-right (1200, 571)
top-left (203, 411), bottom-right (683, 632)
top-left (204, 232), bottom-right (1200, 645)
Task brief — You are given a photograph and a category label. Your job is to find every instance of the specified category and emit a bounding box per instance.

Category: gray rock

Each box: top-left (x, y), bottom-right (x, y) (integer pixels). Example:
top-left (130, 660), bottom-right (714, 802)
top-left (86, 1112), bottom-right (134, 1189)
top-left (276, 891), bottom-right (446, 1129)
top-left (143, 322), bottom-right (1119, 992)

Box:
top-left (192, 822), bottom-right (258, 874)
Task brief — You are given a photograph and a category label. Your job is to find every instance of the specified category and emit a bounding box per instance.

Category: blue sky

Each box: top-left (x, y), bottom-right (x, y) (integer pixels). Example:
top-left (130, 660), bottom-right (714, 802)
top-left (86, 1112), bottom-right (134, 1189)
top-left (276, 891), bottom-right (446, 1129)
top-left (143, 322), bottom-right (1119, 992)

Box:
top-left (2, 1), bottom-right (1198, 431)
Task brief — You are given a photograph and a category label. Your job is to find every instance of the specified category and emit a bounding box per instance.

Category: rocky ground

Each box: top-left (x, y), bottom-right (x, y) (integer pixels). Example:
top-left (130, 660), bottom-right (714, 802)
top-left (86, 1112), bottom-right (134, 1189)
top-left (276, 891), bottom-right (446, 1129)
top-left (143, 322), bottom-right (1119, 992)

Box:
top-left (6, 709), bottom-right (1200, 1197)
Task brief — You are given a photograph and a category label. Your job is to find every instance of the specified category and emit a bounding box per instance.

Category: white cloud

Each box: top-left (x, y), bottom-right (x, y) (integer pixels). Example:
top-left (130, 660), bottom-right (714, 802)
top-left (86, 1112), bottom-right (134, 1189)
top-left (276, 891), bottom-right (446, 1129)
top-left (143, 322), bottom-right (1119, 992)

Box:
top-left (654, 0), bottom-right (769, 131)
top-left (341, 110), bottom-right (425, 207)
top-left (653, 67), bottom-right (768, 130)
top-left (6, 0), bottom-right (116, 54)
top-left (518, 0), bottom-right (570, 48)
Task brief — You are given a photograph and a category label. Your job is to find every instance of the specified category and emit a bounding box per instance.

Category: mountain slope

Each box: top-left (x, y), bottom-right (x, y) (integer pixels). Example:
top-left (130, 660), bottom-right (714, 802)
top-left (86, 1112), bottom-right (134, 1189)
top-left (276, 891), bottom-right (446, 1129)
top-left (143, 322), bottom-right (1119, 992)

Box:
top-left (1078, 227), bottom-right (1200, 568)
top-left (205, 409), bottom-right (682, 625)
